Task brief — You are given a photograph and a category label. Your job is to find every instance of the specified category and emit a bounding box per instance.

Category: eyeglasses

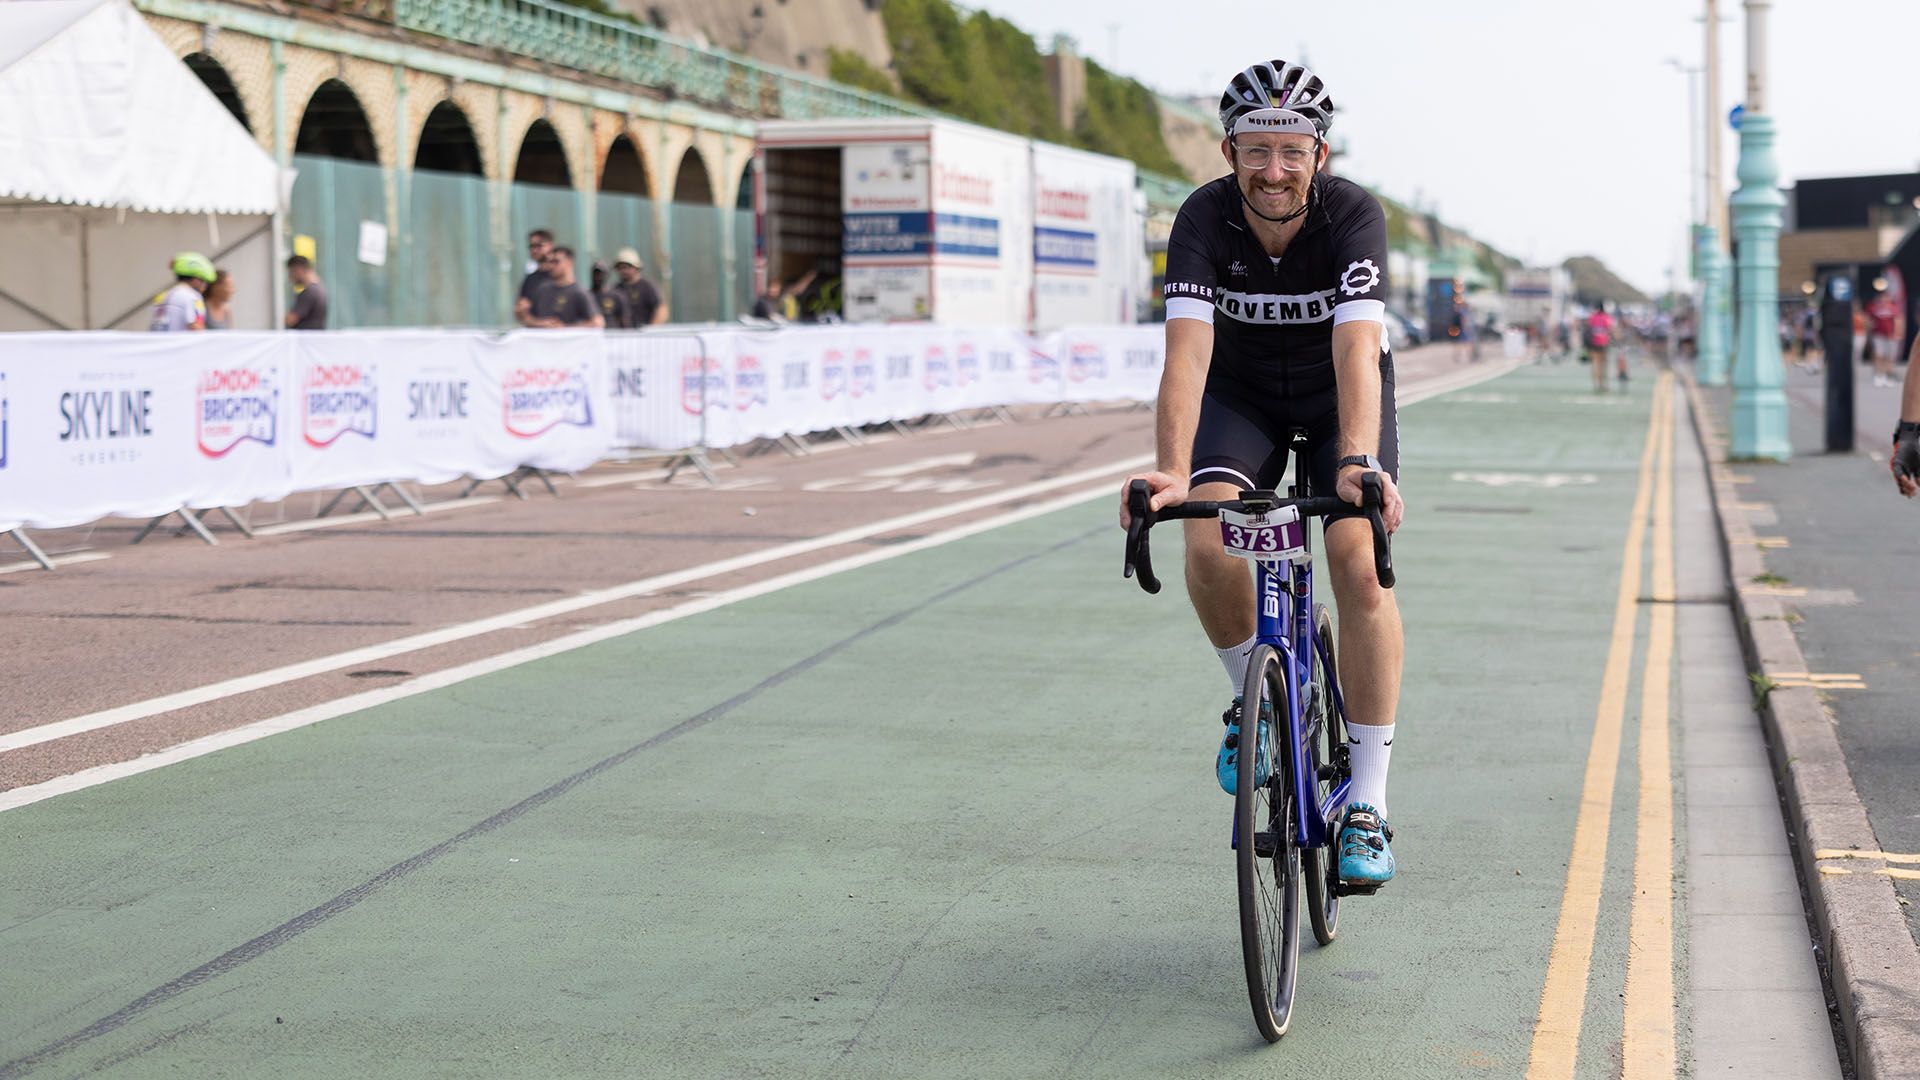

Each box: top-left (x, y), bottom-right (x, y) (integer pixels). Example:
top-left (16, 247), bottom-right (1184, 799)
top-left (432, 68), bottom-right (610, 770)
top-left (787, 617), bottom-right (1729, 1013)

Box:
top-left (1232, 142), bottom-right (1317, 172)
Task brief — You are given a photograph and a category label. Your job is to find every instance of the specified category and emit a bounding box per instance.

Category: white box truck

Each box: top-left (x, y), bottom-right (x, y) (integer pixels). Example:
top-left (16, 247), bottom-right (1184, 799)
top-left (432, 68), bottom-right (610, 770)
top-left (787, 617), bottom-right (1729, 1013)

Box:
top-left (1030, 141), bottom-right (1140, 330)
top-left (754, 118), bottom-right (1031, 327)
top-left (754, 117), bottom-right (1146, 329)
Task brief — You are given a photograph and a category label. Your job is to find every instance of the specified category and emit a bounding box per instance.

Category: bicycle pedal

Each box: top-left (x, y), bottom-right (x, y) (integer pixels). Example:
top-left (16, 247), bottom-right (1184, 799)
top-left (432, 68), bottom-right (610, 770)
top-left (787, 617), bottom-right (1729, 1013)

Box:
top-left (1333, 880), bottom-right (1385, 898)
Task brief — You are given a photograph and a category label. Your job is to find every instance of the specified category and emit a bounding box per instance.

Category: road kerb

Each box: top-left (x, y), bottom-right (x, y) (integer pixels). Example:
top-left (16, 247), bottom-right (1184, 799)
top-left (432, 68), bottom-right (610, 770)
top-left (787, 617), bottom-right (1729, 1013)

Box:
top-left (1678, 371), bottom-right (1920, 1080)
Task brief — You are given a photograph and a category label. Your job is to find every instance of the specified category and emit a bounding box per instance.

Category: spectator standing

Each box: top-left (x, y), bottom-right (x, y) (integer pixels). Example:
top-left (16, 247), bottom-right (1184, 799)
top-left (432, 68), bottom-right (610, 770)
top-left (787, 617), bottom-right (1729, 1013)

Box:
top-left (751, 280), bottom-right (785, 322)
top-left (590, 260), bottom-right (632, 329)
top-left (285, 255), bottom-right (329, 330)
top-left (527, 247), bottom-right (603, 328)
top-left (612, 248), bottom-right (668, 327)
top-left (1584, 304), bottom-right (1616, 392)
top-left (515, 229), bottom-right (555, 327)
top-left (204, 270), bottom-right (235, 330)
top-left (1867, 290), bottom-right (1902, 388)
top-left (150, 252), bottom-right (214, 332)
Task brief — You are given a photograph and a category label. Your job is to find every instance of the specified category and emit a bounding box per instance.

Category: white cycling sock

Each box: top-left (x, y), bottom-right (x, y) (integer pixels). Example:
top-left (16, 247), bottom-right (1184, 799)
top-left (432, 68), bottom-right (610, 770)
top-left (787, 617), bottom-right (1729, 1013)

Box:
top-left (1344, 722), bottom-right (1395, 817)
top-left (1215, 635), bottom-right (1257, 696)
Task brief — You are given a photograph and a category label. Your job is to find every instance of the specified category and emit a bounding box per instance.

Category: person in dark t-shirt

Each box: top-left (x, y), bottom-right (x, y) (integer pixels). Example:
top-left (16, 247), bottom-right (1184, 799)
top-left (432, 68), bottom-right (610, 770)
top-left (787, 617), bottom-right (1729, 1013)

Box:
top-left (1119, 59), bottom-right (1404, 892)
top-left (285, 255), bottom-right (329, 330)
top-left (590, 261), bottom-right (633, 328)
top-left (527, 247), bottom-right (603, 328)
top-left (612, 248), bottom-right (667, 327)
top-left (515, 229), bottom-right (554, 327)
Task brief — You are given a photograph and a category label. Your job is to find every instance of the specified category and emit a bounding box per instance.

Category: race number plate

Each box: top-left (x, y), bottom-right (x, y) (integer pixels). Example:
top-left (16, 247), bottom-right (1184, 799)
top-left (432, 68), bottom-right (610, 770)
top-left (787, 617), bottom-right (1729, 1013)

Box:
top-left (1220, 506), bottom-right (1307, 562)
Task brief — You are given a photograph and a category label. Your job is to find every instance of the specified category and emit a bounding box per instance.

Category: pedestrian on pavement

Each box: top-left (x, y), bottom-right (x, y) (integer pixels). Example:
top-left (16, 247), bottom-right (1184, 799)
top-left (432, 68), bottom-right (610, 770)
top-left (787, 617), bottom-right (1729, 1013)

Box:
top-left (1585, 304), bottom-right (1616, 392)
top-left (1867, 289), bottom-right (1902, 388)
top-left (750, 279), bottom-right (786, 322)
top-left (204, 270), bottom-right (235, 330)
top-left (527, 247), bottom-right (603, 328)
top-left (1797, 305), bottom-right (1821, 371)
top-left (1890, 334), bottom-right (1920, 496)
top-left (515, 229), bottom-right (555, 327)
top-left (612, 248), bottom-right (668, 327)
top-left (150, 252), bottom-right (214, 332)
top-left (285, 256), bottom-right (329, 330)
top-left (590, 260), bottom-right (632, 329)
top-left (1450, 304), bottom-right (1472, 363)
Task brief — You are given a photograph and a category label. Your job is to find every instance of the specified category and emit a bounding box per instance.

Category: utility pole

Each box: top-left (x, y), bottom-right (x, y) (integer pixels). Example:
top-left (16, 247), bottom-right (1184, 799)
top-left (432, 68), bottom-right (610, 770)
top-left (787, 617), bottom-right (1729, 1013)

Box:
top-left (1697, 0), bottom-right (1732, 385)
top-left (1729, 0), bottom-right (1789, 458)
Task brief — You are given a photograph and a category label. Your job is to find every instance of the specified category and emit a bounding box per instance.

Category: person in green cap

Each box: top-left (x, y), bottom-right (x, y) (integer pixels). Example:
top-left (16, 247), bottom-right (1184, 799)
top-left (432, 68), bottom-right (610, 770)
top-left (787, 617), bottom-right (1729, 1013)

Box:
top-left (150, 252), bottom-right (215, 332)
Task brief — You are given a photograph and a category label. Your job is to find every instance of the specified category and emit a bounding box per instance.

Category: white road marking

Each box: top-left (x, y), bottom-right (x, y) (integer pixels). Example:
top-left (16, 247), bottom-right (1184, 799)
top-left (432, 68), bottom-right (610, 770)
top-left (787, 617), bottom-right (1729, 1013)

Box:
top-left (0, 552), bottom-right (112, 575)
top-left (0, 356), bottom-right (1515, 790)
top-left (862, 452), bottom-right (978, 477)
top-left (1450, 471), bottom-right (1600, 489)
top-left (0, 480), bottom-right (1122, 812)
top-left (250, 497), bottom-right (500, 536)
top-left (0, 455), bottom-right (1154, 754)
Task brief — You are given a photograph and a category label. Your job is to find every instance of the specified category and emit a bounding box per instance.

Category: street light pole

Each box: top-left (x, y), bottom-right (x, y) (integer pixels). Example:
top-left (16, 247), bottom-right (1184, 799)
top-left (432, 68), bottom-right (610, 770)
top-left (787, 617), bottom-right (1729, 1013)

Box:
top-left (1697, 0), bottom-right (1732, 384)
top-left (1729, 0), bottom-right (1790, 459)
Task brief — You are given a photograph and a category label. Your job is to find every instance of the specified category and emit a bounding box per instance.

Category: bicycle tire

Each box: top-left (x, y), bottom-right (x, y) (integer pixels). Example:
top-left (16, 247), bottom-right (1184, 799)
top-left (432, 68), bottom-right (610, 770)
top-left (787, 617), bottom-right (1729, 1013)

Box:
top-left (1237, 644), bottom-right (1301, 1042)
top-left (1303, 603), bottom-right (1346, 946)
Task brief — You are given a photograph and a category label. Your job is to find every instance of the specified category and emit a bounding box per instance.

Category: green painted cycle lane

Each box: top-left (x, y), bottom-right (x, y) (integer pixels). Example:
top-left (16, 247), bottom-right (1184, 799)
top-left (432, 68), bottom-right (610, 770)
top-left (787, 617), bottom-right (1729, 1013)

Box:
top-left (0, 365), bottom-right (1668, 1079)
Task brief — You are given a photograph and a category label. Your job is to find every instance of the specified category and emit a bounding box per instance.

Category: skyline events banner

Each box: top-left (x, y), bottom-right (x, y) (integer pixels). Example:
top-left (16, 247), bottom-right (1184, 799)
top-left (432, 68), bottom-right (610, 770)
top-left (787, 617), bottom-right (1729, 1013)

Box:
top-left (0, 324), bottom-right (1164, 533)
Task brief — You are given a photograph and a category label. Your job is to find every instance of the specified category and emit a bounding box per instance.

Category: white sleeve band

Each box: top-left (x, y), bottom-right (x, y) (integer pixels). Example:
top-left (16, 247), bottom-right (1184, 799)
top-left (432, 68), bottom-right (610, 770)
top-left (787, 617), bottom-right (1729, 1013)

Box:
top-left (1166, 296), bottom-right (1215, 324)
top-left (1332, 299), bottom-right (1386, 326)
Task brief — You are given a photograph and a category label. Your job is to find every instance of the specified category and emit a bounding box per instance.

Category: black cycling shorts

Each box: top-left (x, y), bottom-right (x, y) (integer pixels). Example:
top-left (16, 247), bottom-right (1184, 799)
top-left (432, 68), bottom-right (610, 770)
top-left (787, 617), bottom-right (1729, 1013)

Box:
top-left (1188, 351), bottom-right (1398, 527)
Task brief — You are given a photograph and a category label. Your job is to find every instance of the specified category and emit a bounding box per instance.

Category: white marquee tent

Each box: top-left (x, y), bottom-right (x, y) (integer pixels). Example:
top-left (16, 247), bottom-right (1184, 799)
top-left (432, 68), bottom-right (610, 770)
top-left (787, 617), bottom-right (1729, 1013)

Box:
top-left (0, 0), bottom-right (283, 330)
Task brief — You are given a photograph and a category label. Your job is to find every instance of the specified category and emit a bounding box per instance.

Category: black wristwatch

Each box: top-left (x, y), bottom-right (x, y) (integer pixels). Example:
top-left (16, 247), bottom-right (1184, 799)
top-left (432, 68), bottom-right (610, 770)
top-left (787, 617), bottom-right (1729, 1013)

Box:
top-left (1337, 455), bottom-right (1384, 473)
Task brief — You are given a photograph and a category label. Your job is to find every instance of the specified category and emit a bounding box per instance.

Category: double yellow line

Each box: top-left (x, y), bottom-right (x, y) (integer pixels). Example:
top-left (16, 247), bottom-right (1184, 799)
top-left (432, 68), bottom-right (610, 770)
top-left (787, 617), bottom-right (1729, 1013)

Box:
top-left (1527, 372), bottom-right (1678, 1079)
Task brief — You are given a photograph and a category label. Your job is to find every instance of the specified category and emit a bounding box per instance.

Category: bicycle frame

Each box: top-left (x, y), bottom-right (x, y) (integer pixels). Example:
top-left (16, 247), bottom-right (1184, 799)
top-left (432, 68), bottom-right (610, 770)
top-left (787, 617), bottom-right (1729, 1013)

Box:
top-left (1249, 548), bottom-right (1351, 852)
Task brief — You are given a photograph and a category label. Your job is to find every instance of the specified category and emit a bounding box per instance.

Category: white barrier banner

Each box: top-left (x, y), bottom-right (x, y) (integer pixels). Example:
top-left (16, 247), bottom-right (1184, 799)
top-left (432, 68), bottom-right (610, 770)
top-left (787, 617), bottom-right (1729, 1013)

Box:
top-left (0, 325), bottom-right (1160, 536)
top-left (471, 331), bottom-right (612, 476)
top-left (0, 334), bottom-right (204, 530)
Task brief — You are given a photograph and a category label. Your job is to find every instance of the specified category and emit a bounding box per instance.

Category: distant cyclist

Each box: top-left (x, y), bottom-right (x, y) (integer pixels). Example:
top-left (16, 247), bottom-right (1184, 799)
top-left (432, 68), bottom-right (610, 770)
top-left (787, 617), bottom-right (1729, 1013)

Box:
top-left (1120, 59), bottom-right (1406, 890)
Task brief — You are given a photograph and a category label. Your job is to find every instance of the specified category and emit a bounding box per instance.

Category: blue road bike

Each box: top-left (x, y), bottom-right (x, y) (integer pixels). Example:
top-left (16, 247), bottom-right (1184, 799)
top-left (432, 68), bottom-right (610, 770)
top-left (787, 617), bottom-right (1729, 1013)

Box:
top-left (1122, 442), bottom-right (1394, 1042)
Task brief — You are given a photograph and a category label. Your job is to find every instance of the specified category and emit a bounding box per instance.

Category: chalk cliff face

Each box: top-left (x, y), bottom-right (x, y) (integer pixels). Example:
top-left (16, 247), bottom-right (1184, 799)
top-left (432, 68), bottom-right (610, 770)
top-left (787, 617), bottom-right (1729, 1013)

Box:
top-left (619, 0), bottom-right (893, 82)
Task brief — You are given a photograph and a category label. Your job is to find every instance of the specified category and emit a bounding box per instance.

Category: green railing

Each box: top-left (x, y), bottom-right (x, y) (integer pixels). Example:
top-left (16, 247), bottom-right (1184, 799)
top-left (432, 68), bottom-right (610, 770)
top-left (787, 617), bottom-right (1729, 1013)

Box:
top-left (383, 0), bottom-right (937, 122)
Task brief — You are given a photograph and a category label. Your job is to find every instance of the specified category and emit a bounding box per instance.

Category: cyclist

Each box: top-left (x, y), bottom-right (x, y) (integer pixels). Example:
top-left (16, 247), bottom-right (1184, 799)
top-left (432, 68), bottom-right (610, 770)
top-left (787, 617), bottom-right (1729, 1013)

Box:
top-left (1119, 60), bottom-right (1405, 889)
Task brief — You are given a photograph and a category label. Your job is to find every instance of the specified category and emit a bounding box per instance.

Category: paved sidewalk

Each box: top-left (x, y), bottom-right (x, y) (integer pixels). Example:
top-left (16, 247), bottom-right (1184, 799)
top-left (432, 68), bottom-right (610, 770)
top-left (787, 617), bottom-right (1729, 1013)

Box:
top-left (1692, 361), bottom-right (1920, 1079)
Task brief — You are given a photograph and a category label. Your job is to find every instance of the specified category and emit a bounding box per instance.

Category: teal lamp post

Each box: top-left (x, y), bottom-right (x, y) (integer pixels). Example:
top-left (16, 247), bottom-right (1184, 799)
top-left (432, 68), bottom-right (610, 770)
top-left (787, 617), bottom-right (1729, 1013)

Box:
top-left (1728, 0), bottom-right (1789, 459)
top-left (1695, 0), bottom-right (1730, 385)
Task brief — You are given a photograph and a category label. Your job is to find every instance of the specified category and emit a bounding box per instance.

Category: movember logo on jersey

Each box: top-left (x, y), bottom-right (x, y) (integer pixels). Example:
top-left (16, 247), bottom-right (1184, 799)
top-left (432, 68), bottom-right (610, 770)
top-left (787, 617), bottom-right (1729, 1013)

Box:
top-left (1215, 288), bottom-right (1340, 325)
top-left (197, 366), bottom-right (278, 458)
top-left (680, 356), bottom-right (726, 415)
top-left (503, 365), bottom-right (594, 438)
top-left (302, 363), bottom-right (376, 447)
top-left (734, 355), bottom-right (768, 411)
top-left (1068, 342), bottom-right (1108, 383)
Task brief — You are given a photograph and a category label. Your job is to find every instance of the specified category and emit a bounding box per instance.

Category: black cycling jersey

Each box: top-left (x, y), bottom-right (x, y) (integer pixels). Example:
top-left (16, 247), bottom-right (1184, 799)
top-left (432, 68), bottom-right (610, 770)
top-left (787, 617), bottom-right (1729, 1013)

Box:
top-left (1163, 172), bottom-right (1390, 396)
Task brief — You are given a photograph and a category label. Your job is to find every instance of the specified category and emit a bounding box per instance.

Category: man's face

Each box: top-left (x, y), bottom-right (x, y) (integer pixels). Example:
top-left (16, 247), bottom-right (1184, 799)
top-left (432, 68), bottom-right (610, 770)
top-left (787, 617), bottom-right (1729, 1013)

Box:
top-left (1223, 131), bottom-right (1321, 220)
top-left (287, 265), bottom-right (308, 286)
top-left (548, 252), bottom-right (574, 284)
top-left (616, 263), bottom-right (640, 283)
top-left (529, 236), bottom-right (552, 262)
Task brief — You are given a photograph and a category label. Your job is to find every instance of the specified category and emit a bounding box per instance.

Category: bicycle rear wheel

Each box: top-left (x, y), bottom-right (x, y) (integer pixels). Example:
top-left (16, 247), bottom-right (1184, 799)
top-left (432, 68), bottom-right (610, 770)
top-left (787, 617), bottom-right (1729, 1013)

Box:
top-left (1237, 644), bottom-right (1301, 1042)
top-left (1303, 603), bottom-right (1347, 946)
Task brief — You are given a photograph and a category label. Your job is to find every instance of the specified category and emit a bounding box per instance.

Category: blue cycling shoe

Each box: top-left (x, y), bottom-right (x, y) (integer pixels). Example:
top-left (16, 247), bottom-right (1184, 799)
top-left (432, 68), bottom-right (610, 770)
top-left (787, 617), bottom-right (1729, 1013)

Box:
top-left (1216, 699), bottom-right (1272, 795)
top-left (1337, 802), bottom-right (1396, 890)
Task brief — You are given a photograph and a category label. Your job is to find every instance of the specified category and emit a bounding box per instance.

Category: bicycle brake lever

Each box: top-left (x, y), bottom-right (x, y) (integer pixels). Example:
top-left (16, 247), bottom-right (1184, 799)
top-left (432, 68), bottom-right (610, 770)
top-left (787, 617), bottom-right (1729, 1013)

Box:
top-left (1124, 479), bottom-right (1162, 594)
top-left (1360, 473), bottom-right (1396, 590)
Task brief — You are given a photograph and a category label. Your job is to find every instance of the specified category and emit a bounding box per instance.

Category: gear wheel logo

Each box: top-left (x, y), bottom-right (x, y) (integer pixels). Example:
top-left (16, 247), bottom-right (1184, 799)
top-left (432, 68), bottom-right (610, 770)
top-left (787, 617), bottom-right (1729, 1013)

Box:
top-left (1340, 259), bottom-right (1381, 297)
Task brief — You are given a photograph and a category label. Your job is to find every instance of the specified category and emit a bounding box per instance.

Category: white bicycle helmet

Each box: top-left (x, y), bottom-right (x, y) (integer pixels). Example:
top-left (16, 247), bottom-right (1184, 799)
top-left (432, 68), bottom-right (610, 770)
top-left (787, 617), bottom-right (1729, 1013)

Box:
top-left (1219, 60), bottom-right (1334, 139)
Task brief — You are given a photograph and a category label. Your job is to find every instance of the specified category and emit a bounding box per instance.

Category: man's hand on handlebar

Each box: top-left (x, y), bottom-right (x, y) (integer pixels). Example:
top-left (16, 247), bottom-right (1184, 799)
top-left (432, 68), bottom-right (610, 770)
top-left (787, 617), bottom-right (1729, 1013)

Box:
top-left (1336, 467), bottom-right (1405, 533)
top-left (1119, 471), bottom-right (1189, 528)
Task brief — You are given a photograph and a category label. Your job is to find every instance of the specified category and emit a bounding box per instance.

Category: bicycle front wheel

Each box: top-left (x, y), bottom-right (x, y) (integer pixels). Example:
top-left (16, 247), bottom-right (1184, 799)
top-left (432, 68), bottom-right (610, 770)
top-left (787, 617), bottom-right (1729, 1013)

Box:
top-left (1237, 644), bottom-right (1301, 1043)
top-left (1303, 603), bottom-right (1346, 946)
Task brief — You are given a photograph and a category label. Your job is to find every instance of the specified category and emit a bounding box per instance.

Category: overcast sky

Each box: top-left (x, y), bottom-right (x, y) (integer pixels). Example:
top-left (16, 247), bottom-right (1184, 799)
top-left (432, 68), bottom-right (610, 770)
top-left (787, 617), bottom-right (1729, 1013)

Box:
top-left (969, 0), bottom-right (1920, 295)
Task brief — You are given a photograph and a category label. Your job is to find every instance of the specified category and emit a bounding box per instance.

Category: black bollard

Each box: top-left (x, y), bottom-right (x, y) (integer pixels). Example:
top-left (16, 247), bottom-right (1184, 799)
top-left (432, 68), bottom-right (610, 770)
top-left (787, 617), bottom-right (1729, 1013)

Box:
top-left (1820, 273), bottom-right (1856, 452)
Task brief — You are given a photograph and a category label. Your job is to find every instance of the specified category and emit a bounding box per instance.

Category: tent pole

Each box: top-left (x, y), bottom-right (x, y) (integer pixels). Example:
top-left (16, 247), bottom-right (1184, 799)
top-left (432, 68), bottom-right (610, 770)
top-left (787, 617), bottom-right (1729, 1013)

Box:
top-left (79, 211), bottom-right (92, 328)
